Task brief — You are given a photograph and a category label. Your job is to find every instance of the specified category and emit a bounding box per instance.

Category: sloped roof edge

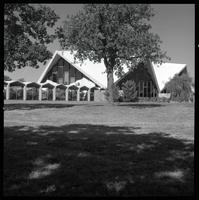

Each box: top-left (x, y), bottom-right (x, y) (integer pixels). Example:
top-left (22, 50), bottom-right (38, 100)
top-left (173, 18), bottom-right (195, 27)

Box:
top-left (37, 51), bottom-right (106, 88)
top-left (37, 51), bottom-right (59, 83)
top-left (57, 51), bottom-right (106, 88)
top-left (150, 61), bottom-right (160, 92)
top-left (114, 60), bottom-right (160, 91)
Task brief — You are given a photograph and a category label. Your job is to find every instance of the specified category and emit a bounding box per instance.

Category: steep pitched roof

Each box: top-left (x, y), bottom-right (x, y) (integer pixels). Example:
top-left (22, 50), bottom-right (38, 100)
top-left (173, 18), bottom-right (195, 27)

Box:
top-left (37, 51), bottom-right (106, 88)
top-left (37, 51), bottom-right (129, 88)
top-left (114, 61), bottom-right (187, 92)
top-left (152, 62), bottom-right (187, 91)
top-left (38, 51), bottom-right (187, 92)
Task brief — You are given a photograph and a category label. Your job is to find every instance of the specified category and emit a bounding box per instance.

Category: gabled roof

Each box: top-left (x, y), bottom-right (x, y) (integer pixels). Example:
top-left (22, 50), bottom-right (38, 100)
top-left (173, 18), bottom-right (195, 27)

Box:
top-left (38, 51), bottom-right (187, 92)
top-left (114, 61), bottom-right (187, 92)
top-left (5, 80), bottom-right (25, 86)
top-left (75, 77), bottom-right (96, 88)
top-left (24, 82), bottom-right (40, 88)
top-left (152, 62), bottom-right (187, 92)
top-left (38, 51), bottom-right (129, 89)
top-left (38, 51), bottom-right (104, 88)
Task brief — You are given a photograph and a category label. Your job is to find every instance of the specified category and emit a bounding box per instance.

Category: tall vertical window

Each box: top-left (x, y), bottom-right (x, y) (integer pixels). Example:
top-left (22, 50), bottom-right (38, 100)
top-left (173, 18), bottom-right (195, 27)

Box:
top-left (70, 67), bottom-right (75, 83)
top-left (64, 71), bottom-right (69, 85)
top-left (140, 81), bottom-right (143, 97)
top-left (58, 66), bottom-right (63, 78)
top-left (52, 72), bottom-right (57, 83)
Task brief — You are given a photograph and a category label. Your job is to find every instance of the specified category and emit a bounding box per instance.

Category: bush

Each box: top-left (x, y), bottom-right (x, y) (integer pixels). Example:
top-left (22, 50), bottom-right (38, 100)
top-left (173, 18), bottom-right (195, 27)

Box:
top-left (122, 80), bottom-right (138, 102)
top-left (164, 74), bottom-right (192, 102)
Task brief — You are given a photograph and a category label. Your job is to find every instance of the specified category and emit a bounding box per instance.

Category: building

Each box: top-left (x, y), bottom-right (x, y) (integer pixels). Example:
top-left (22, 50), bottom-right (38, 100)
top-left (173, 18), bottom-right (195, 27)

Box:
top-left (38, 51), bottom-right (188, 101)
top-left (4, 50), bottom-right (189, 102)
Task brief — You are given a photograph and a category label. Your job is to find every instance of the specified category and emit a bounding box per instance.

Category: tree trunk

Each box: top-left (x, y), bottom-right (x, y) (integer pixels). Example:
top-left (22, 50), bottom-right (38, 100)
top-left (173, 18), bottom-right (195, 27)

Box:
top-left (104, 56), bottom-right (115, 103)
top-left (107, 67), bottom-right (114, 102)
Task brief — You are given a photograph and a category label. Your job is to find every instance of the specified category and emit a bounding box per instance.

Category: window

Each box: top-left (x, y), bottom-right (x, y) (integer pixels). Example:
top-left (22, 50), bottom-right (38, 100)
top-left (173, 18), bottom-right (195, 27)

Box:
top-left (70, 77), bottom-right (75, 83)
top-left (139, 81), bottom-right (143, 97)
top-left (58, 78), bottom-right (63, 84)
top-left (52, 72), bottom-right (57, 82)
top-left (64, 71), bottom-right (69, 85)
top-left (58, 66), bottom-right (63, 78)
top-left (147, 81), bottom-right (151, 97)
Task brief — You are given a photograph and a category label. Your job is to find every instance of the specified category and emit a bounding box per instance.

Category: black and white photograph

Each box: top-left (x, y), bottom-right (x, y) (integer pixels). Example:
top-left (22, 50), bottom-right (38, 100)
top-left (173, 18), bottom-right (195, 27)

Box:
top-left (4, 3), bottom-right (195, 196)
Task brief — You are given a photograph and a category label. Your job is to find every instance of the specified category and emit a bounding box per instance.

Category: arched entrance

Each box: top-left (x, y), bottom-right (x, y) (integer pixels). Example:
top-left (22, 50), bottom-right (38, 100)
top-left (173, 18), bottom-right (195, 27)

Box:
top-left (8, 81), bottom-right (25, 100)
top-left (68, 85), bottom-right (78, 101)
top-left (26, 82), bottom-right (40, 100)
top-left (41, 83), bottom-right (55, 101)
top-left (56, 84), bottom-right (67, 100)
top-left (80, 86), bottom-right (89, 101)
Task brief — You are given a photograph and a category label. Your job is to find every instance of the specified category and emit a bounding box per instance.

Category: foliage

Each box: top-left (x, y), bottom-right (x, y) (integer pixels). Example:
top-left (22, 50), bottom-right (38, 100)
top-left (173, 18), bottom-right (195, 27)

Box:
top-left (56, 4), bottom-right (169, 102)
top-left (4, 4), bottom-right (59, 72)
top-left (121, 80), bottom-right (138, 102)
top-left (4, 75), bottom-right (12, 81)
top-left (164, 73), bottom-right (192, 102)
top-left (18, 78), bottom-right (26, 82)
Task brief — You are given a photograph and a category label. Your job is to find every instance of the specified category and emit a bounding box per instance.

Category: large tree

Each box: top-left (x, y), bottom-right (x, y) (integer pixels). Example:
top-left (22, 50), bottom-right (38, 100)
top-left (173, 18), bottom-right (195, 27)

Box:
top-left (56, 4), bottom-right (169, 102)
top-left (4, 4), bottom-right (59, 72)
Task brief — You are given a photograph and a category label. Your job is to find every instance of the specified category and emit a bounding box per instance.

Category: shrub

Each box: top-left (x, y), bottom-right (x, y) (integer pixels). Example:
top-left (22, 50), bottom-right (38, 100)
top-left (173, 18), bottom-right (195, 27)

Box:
top-left (122, 80), bottom-right (138, 102)
top-left (164, 74), bottom-right (192, 102)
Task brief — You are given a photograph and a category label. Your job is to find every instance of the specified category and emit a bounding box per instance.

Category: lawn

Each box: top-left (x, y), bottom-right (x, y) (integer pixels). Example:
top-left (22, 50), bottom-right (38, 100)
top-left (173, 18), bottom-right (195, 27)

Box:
top-left (4, 100), bottom-right (194, 196)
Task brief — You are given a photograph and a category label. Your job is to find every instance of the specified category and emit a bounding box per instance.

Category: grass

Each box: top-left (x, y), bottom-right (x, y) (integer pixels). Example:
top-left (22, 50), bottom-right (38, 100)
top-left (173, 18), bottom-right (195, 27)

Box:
top-left (4, 101), bottom-right (194, 196)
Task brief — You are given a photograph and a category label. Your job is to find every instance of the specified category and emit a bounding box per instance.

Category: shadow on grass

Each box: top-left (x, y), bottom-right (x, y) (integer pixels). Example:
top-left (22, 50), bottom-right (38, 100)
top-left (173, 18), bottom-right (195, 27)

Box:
top-left (4, 124), bottom-right (194, 196)
top-left (4, 103), bottom-right (78, 111)
top-left (4, 103), bottom-right (106, 111)
top-left (117, 103), bottom-right (166, 109)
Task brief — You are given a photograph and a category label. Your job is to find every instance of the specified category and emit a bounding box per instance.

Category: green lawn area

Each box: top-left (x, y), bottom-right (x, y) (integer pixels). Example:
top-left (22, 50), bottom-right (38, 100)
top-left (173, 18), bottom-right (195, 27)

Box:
top-left (4, 100), bottom-right (194, 196)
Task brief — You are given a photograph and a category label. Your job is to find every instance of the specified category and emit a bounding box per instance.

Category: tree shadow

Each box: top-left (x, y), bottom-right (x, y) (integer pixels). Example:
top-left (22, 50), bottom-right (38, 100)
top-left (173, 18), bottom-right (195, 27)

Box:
top-left (4, 103), bottom-right (106, 111)
top-left (117, 103), bottom-right (165, 109)
top-left (4, 103), bottom-right (79, 111)
top-left (4, 124), bottom-right (194, 196)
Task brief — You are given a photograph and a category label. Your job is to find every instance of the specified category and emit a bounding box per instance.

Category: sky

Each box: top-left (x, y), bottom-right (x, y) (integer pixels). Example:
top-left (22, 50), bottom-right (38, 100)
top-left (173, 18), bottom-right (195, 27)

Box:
top-left (4, 4), bottom-right (195, 82)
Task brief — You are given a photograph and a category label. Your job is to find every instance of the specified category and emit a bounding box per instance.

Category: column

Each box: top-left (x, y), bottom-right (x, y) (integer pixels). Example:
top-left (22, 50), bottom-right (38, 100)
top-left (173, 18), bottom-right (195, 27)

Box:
top-left (77, 88), bottom-right (80, 101)
top-left (65, 88), bottom-right (68, 101)
top-left (6, 84), bottom-right (10, 100)
top-left (88, 89), bottom-right (91, 101)
top-left (53, 87), bottom-right (56, 101)
top-left (23, 85), bottom-right (27, 101)
top-left (39, 86), bottom-right (42, 101)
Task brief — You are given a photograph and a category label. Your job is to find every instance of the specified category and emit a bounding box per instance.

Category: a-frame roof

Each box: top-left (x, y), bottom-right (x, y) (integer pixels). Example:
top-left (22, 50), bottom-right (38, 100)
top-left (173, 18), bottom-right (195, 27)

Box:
top-left (114, 61), bottom-right (187, 92)
top-left (38, 51), bottom-right (187, 92)
top-left (152, 62), bottom-right (187, 92)
top-left (38, 51), bottom-right (107, 88)
top-left (38, 51), bottom-right (129, 89)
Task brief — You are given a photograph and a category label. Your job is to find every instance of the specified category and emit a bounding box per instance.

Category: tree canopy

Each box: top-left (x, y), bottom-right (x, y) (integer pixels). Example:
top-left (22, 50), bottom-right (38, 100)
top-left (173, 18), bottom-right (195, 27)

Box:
top-left (4, 75), bottom-right (12, 81)
top-left (4, 4), bottom-right (60, 72)
top-left (164, 73), bottom-right (192, 102)
top-left (56, 4), bottom-right (170, 101)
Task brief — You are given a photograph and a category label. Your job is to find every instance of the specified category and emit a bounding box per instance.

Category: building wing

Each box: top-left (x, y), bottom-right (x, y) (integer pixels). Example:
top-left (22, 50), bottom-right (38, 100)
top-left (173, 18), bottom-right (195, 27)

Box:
top-left (152, 62), bottom-right (187, 92)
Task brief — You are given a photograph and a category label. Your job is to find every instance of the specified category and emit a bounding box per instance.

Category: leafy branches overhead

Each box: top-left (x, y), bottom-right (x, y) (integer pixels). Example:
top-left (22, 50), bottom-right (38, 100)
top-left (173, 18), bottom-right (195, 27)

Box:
top-left (56, 4), bottom-right (169, 102)
top-left (4, 4), bottom-right (60, 72)
top-left (56, 4), bottom-right (169, 72)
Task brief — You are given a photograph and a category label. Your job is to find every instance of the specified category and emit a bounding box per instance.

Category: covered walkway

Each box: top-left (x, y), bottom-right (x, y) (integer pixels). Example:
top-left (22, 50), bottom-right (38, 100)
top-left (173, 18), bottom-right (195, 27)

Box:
top-left (4, 79), bottom-right (99, 101)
